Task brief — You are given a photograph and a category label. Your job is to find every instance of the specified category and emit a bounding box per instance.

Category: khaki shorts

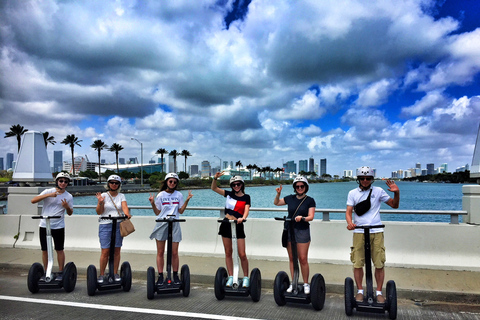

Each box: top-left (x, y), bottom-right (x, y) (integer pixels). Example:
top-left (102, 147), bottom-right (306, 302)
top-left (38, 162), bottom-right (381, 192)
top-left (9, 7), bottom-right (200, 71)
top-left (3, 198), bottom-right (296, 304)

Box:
top-left (350, 232), bottom-right (386, 269)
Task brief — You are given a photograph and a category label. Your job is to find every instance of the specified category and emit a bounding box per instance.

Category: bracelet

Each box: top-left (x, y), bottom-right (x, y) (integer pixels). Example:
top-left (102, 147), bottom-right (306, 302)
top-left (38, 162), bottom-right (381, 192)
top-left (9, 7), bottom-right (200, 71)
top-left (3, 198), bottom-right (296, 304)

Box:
top-left (301, 217), bottom-right (305, 222)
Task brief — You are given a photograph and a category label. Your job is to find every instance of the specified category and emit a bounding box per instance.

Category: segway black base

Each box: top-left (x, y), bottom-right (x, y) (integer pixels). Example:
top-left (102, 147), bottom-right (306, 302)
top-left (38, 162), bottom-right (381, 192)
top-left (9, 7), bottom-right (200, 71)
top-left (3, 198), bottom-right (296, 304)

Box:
top-left (224, 286), bottom-right (250, 297)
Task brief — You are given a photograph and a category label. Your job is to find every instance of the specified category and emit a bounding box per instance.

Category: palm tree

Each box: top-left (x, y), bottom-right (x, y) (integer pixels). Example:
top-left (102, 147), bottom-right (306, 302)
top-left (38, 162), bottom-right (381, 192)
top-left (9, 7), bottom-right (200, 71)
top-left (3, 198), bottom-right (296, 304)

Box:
top-left (43, 132), bottom-right (56, 148)
top-left (235, 160), bottom-right (242, 170)
top-left (180, 149), bottom-right (191, 173)
top-left (246, 164), bottom-right (255, 180)
top-left (169, 149), bottom-right (179, 173)
top-left (4, 124), bottom-right (28, 153)
top-left (91, 140), bottom-right (108, 183)
top-left (61, 134), bottom-right (82, 176)
top-left (155, 148), bottom-right (168, 173)
top-left (264, 165), bottom-right (272, 180)
top-left (274, 167), bottom-right (283, 180)
top-left (108, 143), bottom-right (124, 173)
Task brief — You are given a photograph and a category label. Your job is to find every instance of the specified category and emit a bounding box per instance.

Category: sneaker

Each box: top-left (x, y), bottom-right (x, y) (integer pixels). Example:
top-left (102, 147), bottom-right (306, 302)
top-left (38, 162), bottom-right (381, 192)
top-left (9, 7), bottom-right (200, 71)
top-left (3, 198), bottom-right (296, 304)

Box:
top-left (303, 283), bottom-right (310, 294)
top-left (97, 275), bottom-right (104, 284)
top-left (355, 292), bottom-right (364, 302)
top-left (376, 294), bottom-right (385, 303)
top-left (56, 272), bottom-right (63, 282)
top-left (114, 274), bottom-right (121, 282)
top-left (173, 273), bottom-right (181, 285)
top-left (286, 283), bottom-right (293, 293)
top-left (226, 276), bottom-right (233, 287)
top-left (242, 277), bottom-right (250, 288)
top-left (156, 274), bottom-right (164, 286)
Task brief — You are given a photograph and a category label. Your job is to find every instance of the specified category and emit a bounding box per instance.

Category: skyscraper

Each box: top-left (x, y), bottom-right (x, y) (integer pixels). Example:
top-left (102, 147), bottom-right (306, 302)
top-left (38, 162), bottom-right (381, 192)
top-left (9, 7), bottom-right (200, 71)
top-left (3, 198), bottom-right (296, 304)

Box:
top-left (201, 160), bottom-right (211, 177)
top-left (309, 157), bottom-right (314, 172)
top-left (53, 151), bottom-right (63, 172)
top-left (299, 160), bottom-right (308, 173)
top-left (427, 163), bottom-right (434, 175)
top-left (6, 153), bottom-right (14, 170)
top-left (0, 157), bottom-right (3, 171)
top-left (320, 158), bottom-right (327, 176)
top-left (284, 161), bottom-right (296, 174)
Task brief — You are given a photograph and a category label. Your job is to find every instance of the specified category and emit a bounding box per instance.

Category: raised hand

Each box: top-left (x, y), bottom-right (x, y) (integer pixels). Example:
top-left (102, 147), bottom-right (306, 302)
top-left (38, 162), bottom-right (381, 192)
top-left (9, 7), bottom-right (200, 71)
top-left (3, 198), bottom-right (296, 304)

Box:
top-left (385, 180), bottom-right (399, 193)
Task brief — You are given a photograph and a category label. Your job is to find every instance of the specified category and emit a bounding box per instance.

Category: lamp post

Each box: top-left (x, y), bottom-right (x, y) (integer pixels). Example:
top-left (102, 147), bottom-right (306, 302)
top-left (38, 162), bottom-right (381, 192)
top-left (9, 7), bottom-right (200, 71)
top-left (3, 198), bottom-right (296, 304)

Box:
top-left (131, 138), bottom-right (143, 186)
top-left (214, 155), bottom-right (222, 173)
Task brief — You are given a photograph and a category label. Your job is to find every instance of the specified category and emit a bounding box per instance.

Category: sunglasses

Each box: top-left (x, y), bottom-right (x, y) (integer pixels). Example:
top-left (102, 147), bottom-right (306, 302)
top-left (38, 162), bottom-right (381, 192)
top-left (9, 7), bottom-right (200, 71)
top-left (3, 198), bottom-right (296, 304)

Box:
top-left (232, 183), bottom-right (242, 187)
top-left (109, 181), bottom-right (120, 185)
top-left (359, 177), bottom-right (373, 181)
top-left (167, 179), bottom-right (178, 184)
top-left (57, 179), bottom-right (69, 184)
top-left (295, 184), bottom-right (305, 189)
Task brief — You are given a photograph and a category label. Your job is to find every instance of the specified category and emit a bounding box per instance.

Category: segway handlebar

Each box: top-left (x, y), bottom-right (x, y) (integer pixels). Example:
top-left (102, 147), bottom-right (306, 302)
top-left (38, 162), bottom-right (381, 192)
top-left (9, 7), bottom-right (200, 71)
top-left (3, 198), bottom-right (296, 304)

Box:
top-left (156, 217), bottom-right (186, 222)
top-left (217, 219), bottom-right (247, 223)
top-left (274, 216), bottom-right (292, 222)
top-left (31, 216), bottom-right (61, 220)
top-left (100, 215), bottom-right (128, 221)
top-left (354, 224), bottom-right (385, 229)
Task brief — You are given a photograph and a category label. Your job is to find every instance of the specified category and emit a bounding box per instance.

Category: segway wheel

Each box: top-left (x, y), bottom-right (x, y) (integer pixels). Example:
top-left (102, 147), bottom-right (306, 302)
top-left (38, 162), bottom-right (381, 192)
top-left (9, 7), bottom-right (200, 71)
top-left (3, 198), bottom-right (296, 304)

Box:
top-left (87, 264), bottom-right (97, 296)
top-left (181, 264), bottom-right (190, 297)
top-left (273, 271), bottom-right (289, 306)
top-left (147, 266), bottom-right (155, 300)
top-left (249, 268), bottom-right (262, 302)
top-left (121, 261), bottom-right (132, 292)
top-left (310, 273), bottom-right (326, 311)
top-left (63, 262), bottom-right (77, 293)
top-left (214, 267), bottom-right (227, 300)
top-left (344, 277), bottom-right (355, 316)
top-left (27, 263), bottom-right (44, 294)
top-left (386, 280), bottom-right (397, 319)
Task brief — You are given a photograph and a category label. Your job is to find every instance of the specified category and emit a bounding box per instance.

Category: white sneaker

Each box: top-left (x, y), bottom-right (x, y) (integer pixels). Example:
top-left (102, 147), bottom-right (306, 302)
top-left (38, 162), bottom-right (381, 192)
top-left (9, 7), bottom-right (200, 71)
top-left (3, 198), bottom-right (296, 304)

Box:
top-left (303, 283), bottom-right (310, 294)
top-left (286, 283), bottom-right (293, 293)
top-left (226, 276), bottom-right (233, 287)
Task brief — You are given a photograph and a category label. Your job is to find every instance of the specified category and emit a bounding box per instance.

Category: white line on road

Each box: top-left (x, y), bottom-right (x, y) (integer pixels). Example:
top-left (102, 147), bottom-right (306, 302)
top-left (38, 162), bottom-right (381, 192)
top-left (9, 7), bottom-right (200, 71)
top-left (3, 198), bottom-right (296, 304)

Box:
top-left (0, 295), bottom-right (263, 320)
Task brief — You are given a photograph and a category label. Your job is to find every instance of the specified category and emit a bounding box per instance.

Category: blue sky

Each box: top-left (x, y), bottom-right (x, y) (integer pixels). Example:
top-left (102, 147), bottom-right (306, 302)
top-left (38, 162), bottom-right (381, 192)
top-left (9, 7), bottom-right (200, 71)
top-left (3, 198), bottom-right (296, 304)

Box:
top-left (1, 0), bottom-right (480, 178)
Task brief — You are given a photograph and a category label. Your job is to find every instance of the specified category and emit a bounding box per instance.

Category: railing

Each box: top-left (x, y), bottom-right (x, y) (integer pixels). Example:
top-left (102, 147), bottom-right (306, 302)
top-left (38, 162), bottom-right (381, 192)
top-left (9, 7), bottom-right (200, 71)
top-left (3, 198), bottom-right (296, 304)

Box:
top-left (57, 205), bottom-right (468, 224)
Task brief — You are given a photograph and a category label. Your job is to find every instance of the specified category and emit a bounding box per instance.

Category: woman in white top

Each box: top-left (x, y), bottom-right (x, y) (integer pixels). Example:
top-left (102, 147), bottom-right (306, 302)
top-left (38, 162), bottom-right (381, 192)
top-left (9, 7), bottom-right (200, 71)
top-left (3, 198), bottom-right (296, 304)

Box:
top-left (95, 174), bottom-right (131, 283)
top-left (148, 173), bottom-right (193, 285)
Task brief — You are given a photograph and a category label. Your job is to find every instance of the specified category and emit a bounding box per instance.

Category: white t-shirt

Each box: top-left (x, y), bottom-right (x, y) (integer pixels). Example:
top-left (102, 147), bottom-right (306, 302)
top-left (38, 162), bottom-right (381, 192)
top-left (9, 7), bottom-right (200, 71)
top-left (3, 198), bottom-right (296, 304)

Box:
top-left (347, 186), bottom-right (391, 233)
top-left (154, 190), bottom-right (185, 219)
top-left (98, 192), bottom-right (127, 224)
top-left (38, 188), bottom-right (73, 229)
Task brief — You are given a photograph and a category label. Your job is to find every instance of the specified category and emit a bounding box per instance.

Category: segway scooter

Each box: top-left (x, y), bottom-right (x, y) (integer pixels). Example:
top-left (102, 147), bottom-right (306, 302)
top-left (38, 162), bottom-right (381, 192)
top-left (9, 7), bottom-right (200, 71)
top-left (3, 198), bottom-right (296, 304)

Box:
top-left (273, 216), bottom-right (325, 310)
top-left (86, 216), bottom-right (132, 296)
top-left (344, 225), bottom-right (397, 319)
top-left (214, 219), bottom-right (262, 302)
top-left (147, 215), bottom-right (190, 299)
top-left (27, 216), bottom-right (77, 293)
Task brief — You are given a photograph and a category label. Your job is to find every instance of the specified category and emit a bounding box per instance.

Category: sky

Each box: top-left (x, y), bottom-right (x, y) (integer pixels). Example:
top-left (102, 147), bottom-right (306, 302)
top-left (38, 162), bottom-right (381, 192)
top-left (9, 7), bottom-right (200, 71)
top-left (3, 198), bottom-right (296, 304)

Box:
top-left (1, 0), bottom-right (480, 178)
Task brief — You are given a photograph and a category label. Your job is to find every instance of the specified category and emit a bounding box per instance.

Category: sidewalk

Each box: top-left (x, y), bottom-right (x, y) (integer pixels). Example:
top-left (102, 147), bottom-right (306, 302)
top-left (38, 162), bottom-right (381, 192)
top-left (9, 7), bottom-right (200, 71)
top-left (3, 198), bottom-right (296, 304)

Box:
top-left (1, 247), bottom-right (479, 303)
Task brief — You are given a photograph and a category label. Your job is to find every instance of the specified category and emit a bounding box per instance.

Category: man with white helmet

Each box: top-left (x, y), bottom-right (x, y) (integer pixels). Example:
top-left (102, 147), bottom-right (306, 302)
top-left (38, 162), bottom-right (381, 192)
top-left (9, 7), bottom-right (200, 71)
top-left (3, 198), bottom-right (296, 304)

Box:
top-left (31, 172), bottom-right (74, 281)
top-left (345, 166), bottom-right (400, 303)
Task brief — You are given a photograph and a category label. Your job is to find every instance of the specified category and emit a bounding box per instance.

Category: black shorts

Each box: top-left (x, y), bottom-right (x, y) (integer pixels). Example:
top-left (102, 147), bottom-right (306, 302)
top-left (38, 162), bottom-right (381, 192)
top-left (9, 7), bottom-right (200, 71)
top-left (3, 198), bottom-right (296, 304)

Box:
top-left (218, 219), bottom-right (246, 239)
top-left (39, 227), bottom-right (65, 251)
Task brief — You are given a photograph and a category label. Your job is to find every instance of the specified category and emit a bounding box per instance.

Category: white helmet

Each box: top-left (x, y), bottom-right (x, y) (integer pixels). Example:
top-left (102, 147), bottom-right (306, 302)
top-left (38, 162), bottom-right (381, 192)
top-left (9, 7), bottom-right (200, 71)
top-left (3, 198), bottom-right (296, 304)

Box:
top-left (107, 174), bottom-right (122, 183)
top-left (55, 172), bottom-right (71, 181)
top-left (356, 166), bottom-right (374, 177)
top-left (165, 173), bottom-right (179, 181)
top-left (229, 175), bottom-right (244, 185)
top-left (293, 176), bottom-right (309, 193)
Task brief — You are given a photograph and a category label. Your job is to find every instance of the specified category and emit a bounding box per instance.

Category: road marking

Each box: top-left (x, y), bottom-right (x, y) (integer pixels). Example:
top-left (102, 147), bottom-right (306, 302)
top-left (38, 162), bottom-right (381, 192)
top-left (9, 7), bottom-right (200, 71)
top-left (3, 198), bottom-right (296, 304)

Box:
top-left (0, 295), bottom-right (263, 320)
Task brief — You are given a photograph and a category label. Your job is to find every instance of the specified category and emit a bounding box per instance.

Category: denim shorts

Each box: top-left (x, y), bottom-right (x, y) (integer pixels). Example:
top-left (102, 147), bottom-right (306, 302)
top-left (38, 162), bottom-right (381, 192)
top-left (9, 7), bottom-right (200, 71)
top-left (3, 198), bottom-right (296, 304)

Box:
top-left (287, 227), bottom-right (311, 244)
top-left (99, 223), bottom-right (123, 249)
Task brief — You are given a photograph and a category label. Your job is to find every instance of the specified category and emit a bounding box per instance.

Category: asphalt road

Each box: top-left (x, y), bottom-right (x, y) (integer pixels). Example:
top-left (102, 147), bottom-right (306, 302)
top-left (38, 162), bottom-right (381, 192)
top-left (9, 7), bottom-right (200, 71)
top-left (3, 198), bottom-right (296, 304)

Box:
top-left (1, 268), bottom-right (480, 320)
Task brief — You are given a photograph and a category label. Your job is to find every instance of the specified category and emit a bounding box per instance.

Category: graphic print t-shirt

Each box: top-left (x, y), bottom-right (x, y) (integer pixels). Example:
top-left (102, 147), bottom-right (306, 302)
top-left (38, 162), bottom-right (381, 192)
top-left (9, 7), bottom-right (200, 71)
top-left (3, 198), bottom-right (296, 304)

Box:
top-left (155, 190), bottom-right (185, 219)
top-left (224, 190), bottom-right (251, 219)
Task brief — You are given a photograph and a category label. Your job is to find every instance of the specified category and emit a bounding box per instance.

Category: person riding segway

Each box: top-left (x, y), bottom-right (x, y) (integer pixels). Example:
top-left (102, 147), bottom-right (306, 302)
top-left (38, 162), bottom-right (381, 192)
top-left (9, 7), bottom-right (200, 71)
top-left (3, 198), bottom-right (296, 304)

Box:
top-left (344, 166), bottom-right (400, 319)
top-left (29, 172), bottom-right (76, 293)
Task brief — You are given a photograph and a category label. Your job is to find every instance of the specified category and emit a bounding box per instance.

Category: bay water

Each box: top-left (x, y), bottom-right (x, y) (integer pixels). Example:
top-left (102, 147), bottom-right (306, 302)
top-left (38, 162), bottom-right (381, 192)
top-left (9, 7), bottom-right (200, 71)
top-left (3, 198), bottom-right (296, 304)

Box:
top-left (63, 181), bottom-right (464, 223)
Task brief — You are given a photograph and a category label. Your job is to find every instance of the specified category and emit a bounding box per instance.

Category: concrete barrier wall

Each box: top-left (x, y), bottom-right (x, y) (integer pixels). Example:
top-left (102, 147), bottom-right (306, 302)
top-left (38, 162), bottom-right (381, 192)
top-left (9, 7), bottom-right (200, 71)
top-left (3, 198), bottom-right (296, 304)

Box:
top-left (3, 215), bottom-right (480, 271)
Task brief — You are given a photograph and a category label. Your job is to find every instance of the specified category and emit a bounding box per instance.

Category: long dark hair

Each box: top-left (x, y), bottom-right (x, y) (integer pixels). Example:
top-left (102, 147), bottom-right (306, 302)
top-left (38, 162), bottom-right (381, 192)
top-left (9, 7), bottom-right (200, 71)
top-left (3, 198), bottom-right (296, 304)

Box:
top-left (160, 177), bottom-right (178, 192)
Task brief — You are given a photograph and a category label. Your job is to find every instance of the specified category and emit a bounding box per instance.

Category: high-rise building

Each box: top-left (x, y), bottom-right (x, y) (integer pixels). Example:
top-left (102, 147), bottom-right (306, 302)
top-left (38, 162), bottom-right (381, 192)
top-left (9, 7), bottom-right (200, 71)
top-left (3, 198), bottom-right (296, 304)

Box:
top-left (314, 163), bottom-right (319, 175)
top-left (119, 158), bottom-right (125, 164)
top-left (53, 151), bottom-right (63, 172)
top-left (299, 160), bottom-right (307, 173)
top-left (426, 163), bottom-right (434, 175)
top-left (416, 162), bottom-right (421, 169)
top-left (129, 157), bottom-right (137, 164)
top-left (169, 154), bottom-right (176, 173)
top-left (343, 170), bottom-right (353, 178)
top-left (6, 153), bottom-right (14, 170)
top-left (309, 157), bottom-right (314, 173)
top-left (223, 161), bottom-right (228, 170)
top-left (0, 157), bottom-right (3, 171)
top-left (284, 161), bottom-right (296, 174)
top-left (190, 164), bottom-right (199, 175)
top-left (201, 160), bottom-right (211, 178)
top-left (320, 158), bottom-right (327, 176)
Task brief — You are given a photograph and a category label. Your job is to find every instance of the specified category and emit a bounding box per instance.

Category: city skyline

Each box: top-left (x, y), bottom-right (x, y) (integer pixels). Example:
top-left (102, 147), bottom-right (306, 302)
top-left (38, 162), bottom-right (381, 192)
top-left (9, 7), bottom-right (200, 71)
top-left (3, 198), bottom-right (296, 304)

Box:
top-left (1, 1), bottom-right (480, 178)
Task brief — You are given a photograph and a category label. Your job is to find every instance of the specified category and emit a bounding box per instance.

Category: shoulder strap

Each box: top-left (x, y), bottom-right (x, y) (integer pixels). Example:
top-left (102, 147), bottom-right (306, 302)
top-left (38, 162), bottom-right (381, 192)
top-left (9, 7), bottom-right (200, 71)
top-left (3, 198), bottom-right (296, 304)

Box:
top-left (292, 196), bottom-right (308, 218)
top-left (107, 192), bottom-right (124, 217)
